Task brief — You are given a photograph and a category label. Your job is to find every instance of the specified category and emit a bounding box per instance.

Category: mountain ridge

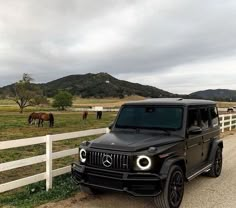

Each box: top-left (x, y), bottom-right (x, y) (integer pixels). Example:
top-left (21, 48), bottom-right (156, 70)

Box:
top-left (190, 89), bottom-right (236, 101)
top-left (1, 73), bottom-right (236, 101)
top-left (0, 72), bottom-right (179, 98)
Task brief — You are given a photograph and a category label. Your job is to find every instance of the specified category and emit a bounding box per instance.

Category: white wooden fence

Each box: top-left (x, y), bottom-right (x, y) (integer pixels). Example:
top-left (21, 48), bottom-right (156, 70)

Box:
top-left (0, 113), bottom-right (235, 194)
top-left (219, 113), bottom-right (236, 132)
top-left (0, 128), bottom-right (109, 193)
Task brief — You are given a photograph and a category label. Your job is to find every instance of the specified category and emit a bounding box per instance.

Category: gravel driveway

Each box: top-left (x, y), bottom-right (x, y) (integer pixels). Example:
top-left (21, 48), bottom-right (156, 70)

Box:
top-left (39, 134), bottom-right (236, 208)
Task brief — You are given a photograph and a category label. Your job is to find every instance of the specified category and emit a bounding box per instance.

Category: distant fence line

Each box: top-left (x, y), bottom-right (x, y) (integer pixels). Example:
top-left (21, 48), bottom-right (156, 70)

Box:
top-left (69, 107), bottom-right (119, 112)
top-left (0, 113), bottom-right (235, 194)
top-left (71, 107), bottom-right (228, 113)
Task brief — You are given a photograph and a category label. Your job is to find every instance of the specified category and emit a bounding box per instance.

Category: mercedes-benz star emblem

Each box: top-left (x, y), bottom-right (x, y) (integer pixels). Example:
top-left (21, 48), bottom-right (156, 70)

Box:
top-left (102, 154), bottom-right (112, 168)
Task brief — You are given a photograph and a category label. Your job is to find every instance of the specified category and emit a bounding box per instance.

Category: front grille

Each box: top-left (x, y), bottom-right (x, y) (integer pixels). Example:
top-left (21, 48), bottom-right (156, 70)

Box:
top-left (87, 151), bottom-right (129, 170)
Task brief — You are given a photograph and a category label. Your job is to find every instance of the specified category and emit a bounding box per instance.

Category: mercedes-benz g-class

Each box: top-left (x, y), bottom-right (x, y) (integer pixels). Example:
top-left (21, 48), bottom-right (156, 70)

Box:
top-left (71, 98), bottom-right (223, 208)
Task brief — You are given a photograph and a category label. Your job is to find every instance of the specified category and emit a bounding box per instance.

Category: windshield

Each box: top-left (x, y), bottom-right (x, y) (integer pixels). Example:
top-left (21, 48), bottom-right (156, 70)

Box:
top-left (115, 106), bottom-right (183, 130)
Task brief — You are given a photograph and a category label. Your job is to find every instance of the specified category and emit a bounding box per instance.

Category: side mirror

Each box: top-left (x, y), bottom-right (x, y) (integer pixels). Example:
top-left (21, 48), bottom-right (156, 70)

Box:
top-left (188, 126), bottom-right (202, 135)
top-left (108, 122), bottom-right (114, 130)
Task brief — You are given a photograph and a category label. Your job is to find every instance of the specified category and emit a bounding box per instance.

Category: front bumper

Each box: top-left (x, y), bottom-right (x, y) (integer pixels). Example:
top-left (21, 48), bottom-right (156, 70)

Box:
top-left (71, 162), bottom-right (165, 197)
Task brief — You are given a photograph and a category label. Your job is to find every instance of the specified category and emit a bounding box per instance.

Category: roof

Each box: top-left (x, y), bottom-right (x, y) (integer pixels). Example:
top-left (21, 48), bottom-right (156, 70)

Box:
top-left (123, 98), bottom-right (216, 106)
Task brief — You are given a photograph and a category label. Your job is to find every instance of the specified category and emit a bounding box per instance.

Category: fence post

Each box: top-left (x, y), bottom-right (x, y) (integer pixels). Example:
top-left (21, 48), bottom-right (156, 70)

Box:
top-left (229, 114), bottom-right (232, 131)
top-left (221, 115), bottom-right (225, 133)
top-left (46, 135), bottom-right (52, 191)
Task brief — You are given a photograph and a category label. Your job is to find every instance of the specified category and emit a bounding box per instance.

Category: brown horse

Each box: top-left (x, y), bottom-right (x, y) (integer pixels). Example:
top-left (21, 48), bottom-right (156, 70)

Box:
top-left (38, 113), bottom-right (54, 127)
top-left (82, 111), bottom-right (88, 120)
top-left (28, 112), bottom-right (41, 125)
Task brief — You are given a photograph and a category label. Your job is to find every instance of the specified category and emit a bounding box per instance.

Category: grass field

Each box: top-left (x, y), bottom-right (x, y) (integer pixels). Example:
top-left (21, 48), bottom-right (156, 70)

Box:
top-left (0, 109), bottom-right (117, 208)
top-left (72, 95), bottom-right (144, 107)
top-left (0, 96), bottom-right (144, 112)
top-left (0, 111), bottom-right (117, 174)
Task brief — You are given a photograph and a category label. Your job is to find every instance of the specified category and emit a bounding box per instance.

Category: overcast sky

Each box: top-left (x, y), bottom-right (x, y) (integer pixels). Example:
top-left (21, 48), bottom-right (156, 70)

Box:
top-left (0, 0), bottom-right (236, 94)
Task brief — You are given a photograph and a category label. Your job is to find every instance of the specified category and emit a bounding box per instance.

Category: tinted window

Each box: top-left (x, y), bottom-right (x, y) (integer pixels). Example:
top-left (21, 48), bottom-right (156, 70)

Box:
top-left (116, 106), bottom-right (183, 130)
top-left (187, 109), bottom-right (200, 128)
top-left (200, 108), bottom-right (210, 129)
top-left (210, 107), bottom-right (219, 127)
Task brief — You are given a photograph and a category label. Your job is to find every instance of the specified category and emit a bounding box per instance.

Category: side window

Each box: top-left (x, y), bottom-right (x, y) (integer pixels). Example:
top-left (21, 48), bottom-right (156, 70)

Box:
top-left (210, 107), bottom-right (219, 127)
top-left (187, 109), bottom-right (200, 128)
top-left (200, 108), bottom-right (210, 129)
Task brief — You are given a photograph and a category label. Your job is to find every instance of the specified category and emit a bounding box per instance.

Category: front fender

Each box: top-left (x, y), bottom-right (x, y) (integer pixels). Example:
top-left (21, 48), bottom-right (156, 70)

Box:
top-left (159, 156), bottom-right (186, 178)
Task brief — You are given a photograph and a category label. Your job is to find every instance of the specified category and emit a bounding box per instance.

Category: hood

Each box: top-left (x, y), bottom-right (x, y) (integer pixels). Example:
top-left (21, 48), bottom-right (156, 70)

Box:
top-left (89, 131), bottom-right (183, 152)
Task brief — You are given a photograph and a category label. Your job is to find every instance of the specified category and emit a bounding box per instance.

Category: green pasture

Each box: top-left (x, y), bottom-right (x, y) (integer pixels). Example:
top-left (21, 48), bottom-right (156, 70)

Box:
top-left (0, 109), bottom-right (117, 208)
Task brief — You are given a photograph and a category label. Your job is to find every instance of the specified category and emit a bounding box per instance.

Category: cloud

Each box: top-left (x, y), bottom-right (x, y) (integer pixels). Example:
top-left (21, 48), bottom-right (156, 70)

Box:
top-left (0, 0), bottom-right (236, 93)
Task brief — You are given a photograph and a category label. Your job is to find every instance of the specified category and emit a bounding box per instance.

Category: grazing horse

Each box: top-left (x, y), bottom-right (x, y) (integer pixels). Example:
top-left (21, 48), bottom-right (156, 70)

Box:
top-left (28, 112), bottom-right (41, 125)
top-left (82, 111), bottom-right (88, 120)
top-left (38, 113), bottom-right (54, 127)
top-left (227, 107), bottom-right (234, 113)
top-left (96, 111), bottom-right (103, 120)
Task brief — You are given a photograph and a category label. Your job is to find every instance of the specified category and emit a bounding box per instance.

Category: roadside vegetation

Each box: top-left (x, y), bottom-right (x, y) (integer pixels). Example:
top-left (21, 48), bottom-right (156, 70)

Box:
top-left (0, 174), bottom-right (78, 208)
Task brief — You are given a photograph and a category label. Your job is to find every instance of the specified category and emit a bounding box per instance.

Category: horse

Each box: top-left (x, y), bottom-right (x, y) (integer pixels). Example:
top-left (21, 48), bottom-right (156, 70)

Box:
top-left (38, 113), bottom-right (54, 127)
top-left (28, 112), bottom-right (41, 126)
top-left (82, 111), bottom-right (88, 120)
top-left (227, 107), bottom-right (234, 113)
top-left (96, 111), bottom-right (103, 120)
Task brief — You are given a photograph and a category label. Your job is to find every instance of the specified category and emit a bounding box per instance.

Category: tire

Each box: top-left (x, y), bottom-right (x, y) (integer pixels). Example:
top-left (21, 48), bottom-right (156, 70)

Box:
top-left (79, 184), bottom-right (103, 195)
top-left (154, 165), bottom-right (184, 208)
top-left (206, 147), bottom-right (222, 177)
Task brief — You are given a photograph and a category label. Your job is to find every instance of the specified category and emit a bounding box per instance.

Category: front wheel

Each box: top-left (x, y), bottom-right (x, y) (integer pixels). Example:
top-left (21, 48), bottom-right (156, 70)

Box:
top-left (154, 165), bottom-right (184, 208)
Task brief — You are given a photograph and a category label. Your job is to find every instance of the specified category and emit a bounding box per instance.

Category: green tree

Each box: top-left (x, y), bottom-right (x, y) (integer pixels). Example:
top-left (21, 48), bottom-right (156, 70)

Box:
top-left (14, 73), bottom-right (43, 113)
top-left (33, 95), bottom-right (49, 106)
top-left (52, 91), bottom-right (73, 110)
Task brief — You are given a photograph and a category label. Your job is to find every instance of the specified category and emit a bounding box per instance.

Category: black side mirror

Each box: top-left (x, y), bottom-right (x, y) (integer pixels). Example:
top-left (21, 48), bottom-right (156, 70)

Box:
top-left (108, 122), bottom-right (114, 130)
top-left (188, 126), bottom-right (202, 135)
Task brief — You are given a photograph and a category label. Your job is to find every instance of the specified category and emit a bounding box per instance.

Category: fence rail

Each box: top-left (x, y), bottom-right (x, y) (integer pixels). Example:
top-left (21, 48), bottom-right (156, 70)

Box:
top-left (0, 128), bottom-right (108, 193)
top-left (0, 113), bottom-right (235, 194)
top-left (219, 113), bottom-right (236, 132)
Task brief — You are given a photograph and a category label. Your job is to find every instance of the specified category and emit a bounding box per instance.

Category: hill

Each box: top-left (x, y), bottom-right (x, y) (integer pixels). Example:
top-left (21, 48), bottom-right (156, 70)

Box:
top-left (190, 89), bottom-right (236, 101)
top-left (0, 73), bottom-right (178, 98)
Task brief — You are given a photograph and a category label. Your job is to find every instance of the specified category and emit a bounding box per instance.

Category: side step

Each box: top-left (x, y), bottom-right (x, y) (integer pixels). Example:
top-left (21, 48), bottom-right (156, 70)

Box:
top-left (187, 164), bottom-right (212, 181)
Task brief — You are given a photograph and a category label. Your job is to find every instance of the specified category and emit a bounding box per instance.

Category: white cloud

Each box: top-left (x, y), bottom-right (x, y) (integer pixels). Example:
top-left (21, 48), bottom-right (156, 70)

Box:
top-left (0, 0), bottom-right (236, 94)
top-left (118, 55), bottom-right (236, 94)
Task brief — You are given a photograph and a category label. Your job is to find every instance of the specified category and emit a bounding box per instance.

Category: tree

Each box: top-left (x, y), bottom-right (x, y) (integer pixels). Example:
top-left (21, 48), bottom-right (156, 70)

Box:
top-left (52, 91), bottom-right (73, 110)
top-left (33, 95), bottom-right (49, 106)
top-left (14, 73), bottom-right (43, 113)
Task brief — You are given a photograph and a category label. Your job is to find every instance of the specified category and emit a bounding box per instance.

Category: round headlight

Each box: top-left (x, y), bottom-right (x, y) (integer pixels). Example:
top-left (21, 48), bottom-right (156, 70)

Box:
top-left (136, 155), bottom-right (151, 170)
top-left (79, 149), bottom-right (86, 163)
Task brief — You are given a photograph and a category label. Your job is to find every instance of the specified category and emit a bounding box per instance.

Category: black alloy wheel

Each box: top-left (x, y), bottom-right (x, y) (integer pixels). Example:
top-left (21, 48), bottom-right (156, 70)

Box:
top-left (168, 169), bottom-right (184, 207)
top-left (154, 165), bottom-right (184, 208)
top-left (214, 148), bottom-right (223, 176)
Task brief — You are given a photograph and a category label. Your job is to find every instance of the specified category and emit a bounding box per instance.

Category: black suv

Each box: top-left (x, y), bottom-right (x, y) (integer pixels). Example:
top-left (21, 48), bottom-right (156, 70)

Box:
top-left (71, 98), bottom-right (223, 208)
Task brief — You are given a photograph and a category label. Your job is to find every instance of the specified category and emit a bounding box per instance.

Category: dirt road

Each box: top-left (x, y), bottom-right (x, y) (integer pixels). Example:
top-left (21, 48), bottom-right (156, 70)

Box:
top-left (39, 134), bottom-right (236, 208)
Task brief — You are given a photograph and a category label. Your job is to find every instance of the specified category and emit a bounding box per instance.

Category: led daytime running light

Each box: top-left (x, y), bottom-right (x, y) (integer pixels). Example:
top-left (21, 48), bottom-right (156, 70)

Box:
top-left (136, 155), bottom-right (151, 170)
